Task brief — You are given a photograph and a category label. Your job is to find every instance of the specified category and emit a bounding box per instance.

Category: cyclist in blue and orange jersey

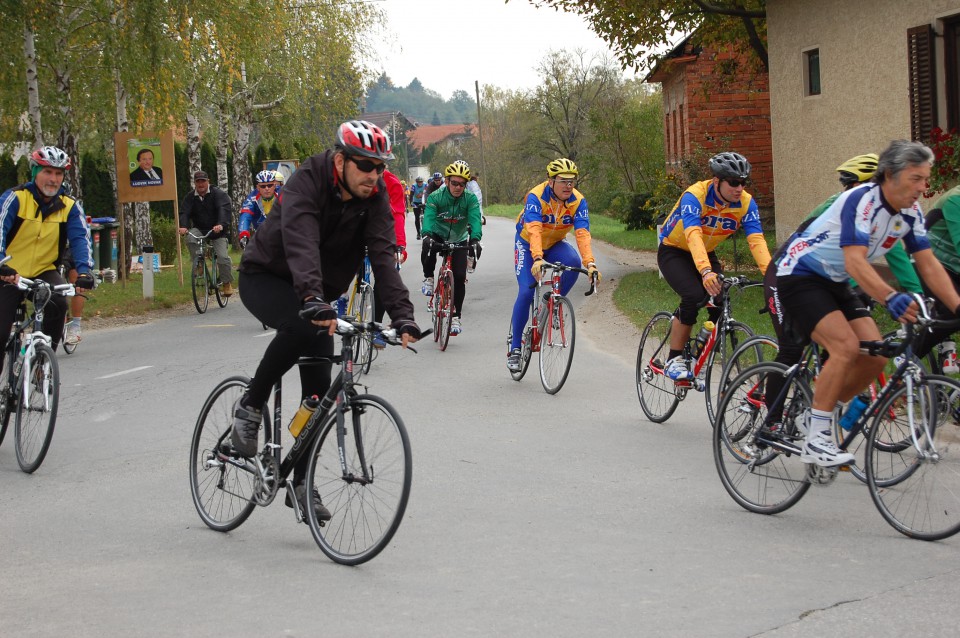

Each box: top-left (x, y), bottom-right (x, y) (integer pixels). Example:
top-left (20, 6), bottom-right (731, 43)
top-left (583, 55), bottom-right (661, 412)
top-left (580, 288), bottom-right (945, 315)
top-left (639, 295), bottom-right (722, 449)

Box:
top-left (506, 158), bottom-right (600, 372)
top-left (420, 162), bottom-right (482, 336)
top-left (762, 153), bottom-right (923, 418)
top-left (0, 146), bottom-right (95, 363)
top-left (657, 151), bottom-right (771, 382)
top-left (238, 170), bottom-right (279, 248)
top-left (774, 140), bottom-right (960, 467)
top-left (372, 169), bottom-right (409, 348)
top-left (409, 176), bottom-right (428, 239)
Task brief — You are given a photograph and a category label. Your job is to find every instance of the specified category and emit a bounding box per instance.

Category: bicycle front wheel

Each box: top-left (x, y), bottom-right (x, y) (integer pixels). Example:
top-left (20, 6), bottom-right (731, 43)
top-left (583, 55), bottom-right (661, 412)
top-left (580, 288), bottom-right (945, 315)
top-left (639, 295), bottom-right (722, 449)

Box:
top-left (189, 376), bottom-right (263, 532)
top-left (866, 375), bottom-right (960, 540)
top-left (305, 394), bottom-right (412, 565)
top-left (192, 257), bottom-right (209, 314)
top-left (704, 321), bottom-right (756, 425)
top-left (437, 270), bottom-right (453, 351)
top-left (713, 362), bottom-right (812, 515)
top-left (636, 312), bottom-right (681, 422)
top-left (352, 284), bottom-right (375, 377)
top-left (539, 296), bottom-right (575, 394)
top-left (15, 343), bottom-right (59, 473)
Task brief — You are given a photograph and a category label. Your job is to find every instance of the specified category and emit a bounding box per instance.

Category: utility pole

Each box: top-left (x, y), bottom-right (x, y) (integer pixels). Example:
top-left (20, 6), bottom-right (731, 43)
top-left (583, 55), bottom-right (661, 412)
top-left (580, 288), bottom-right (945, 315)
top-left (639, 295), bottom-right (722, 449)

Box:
top-left (474, 81), bottom-right (486, 185)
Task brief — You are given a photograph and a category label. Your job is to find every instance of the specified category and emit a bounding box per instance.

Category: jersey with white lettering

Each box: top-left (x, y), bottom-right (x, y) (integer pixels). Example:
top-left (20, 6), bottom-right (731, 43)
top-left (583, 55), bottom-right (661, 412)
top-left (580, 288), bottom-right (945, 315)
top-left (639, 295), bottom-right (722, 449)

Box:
top-left (659, 180), bottom-right (763, 251)
top-left (515, 181), bottom-right (589, 249)
top-left (775, 183), bottom-right (930, 282)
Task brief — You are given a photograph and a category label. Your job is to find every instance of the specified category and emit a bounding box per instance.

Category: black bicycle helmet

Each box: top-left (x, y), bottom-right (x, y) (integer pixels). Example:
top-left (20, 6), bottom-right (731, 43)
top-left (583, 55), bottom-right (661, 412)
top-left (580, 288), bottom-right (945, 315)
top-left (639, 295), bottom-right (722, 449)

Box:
top-left (709, 152), bottom-right (751, 180)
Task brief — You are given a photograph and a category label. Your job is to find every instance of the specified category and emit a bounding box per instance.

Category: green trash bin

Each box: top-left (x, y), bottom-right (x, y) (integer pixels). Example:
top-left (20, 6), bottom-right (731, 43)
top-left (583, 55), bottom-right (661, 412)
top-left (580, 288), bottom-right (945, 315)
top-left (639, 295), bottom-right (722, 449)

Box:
top-left (89, 224), bottom-right (102, 270)
top-left (99, 222), bottom-right (120, 270)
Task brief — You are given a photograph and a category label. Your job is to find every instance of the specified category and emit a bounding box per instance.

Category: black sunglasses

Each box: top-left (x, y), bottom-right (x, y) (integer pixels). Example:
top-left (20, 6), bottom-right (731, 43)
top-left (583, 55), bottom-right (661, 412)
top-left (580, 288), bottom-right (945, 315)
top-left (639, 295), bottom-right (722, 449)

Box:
top-left (347, 155), bottom-right (386, 175)
top-left (724, 178), bottom-right (747, 188)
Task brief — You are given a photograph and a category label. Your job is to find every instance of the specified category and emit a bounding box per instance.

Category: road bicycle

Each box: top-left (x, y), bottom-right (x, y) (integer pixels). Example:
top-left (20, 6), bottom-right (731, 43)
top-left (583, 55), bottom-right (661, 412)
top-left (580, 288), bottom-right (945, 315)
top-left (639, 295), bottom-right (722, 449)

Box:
top-left (187, 230), bottom-right (229, 314)
top-left (428, 240), bottom-right (464, 351)
top-left (635, 275), bottom-right (764, 423)
top-left (189, 317), bottom-right (428, 564)
top-left (712, 297), bottom-right (960, 540)
top-left (0, 276), bottom-right (73, 473)
top-left (341, 251), bottom-right (375, 377)
top-left (507, 262), bottom-right (598, 394)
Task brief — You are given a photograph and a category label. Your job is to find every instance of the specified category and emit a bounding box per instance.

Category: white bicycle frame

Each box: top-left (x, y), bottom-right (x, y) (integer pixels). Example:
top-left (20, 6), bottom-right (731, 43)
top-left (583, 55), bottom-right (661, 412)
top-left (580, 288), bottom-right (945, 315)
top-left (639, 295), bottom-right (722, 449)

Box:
top-left (15, 276), bottom-right (74, 411)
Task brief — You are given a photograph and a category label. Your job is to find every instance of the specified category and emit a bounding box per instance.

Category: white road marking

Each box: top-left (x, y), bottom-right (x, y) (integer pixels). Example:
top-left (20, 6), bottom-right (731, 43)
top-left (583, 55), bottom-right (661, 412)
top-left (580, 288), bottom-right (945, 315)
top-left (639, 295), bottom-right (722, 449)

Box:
top-left (96, 366), bottom-right (153, 379)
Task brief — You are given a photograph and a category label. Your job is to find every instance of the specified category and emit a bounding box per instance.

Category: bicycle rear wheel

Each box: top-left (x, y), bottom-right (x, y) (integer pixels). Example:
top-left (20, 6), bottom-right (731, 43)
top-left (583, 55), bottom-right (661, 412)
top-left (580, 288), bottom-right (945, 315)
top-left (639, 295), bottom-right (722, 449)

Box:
top-left (704, 325), bottom-right (765, 425)
top-left (192, 256), bottom-right (209, 314)
top-left (866, 375), bottom-right (960, 540)
top-left (215, 273), bottom-right (229, 308)
top-left (14, 343), bottom-right (59, 473)
top-left (539, 296), bottom-right (575, 394)
top-left (636, 311), bottom-right (681, 422)
top-left (507, 321), bottom-right (534, 382)
top-left (713, 362), bottom-right (812, 515)
top-left (437, 270), bottom-right (453, 351)
top-left (305, 394), bottom-right (412, 565)
top-left (0, 339), bottom-right (16, 448)
top-left (62, 322), bottom-right (77, 355)
top-left (189, 376), bottom-right (263, 532)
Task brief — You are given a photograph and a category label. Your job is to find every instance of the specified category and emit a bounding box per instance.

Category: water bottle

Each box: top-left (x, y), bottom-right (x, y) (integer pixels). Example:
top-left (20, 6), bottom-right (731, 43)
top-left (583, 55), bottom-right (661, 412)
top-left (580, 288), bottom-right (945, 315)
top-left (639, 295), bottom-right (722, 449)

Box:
top-left (336, 294), bottom-right (349, 317)
top-left (840, 394), bottom-right (869, 431)
top-left (693, 320), bottom-right (715, 356)
top-left (289, 396), bottom-right (320, 438)
top-left (942, 341), bottom-right (959, 374)
top-left (466, 255), bottom-right (476, 274)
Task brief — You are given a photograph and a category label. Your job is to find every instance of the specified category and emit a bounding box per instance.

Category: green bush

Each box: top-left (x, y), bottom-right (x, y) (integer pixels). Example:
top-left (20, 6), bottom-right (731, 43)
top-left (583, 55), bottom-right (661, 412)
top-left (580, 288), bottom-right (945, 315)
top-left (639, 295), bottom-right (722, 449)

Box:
top-left (150, 211), bottom-right (179, 263)
top-left (608, 190), bottom-right (657, 230)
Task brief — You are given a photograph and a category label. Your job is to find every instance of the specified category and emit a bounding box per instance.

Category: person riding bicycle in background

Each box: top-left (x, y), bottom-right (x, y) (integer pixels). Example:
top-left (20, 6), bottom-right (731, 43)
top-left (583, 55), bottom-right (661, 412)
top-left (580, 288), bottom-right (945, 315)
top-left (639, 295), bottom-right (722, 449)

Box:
top-left (657, 151), bottom-right (771, 382)
top-left (774, 140), bottom-right (960, 467)
top-left (409, 175), bottom-right (428, 240)
top-left (466, 170), bottom-right (485, 226)
top-left (420, 161), bottom-right (482, 337)
top-left (506, 158), bottom-right (600, 372)
top-left (59, 243), bottom-right (90, 346)
top-left (179, 170), bottom-right (234, 296)
top-left (762, 153), bottom-right (923, 416)
top-left (371, 168), bottom-right (409, 348)
top-left (233, 120), bottom-right (421, 520)
top-left (0, 146), bottom-right (95, 362)
top-left (425, 171), bottom-right (444, 198)
top-left (238, 170), bottom-right (279, 249)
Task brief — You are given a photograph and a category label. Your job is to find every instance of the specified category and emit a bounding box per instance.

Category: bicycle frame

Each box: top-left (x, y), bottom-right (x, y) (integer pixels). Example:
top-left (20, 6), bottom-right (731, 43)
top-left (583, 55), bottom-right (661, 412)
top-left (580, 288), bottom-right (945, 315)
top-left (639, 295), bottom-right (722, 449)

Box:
top-left (13, 280), bottom-right (70, 410)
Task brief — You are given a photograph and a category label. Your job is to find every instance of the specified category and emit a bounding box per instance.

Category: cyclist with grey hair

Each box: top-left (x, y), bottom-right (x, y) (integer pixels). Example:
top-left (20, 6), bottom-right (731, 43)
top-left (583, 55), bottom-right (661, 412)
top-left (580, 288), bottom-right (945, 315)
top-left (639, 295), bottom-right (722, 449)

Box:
top-left (772, 139), bottom-right (960, 467)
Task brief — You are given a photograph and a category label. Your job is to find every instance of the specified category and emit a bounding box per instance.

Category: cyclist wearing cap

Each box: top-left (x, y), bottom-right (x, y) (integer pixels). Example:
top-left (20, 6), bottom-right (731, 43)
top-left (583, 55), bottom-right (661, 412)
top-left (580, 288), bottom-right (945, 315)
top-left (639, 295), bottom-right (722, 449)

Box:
top-left (774, 140), bottom-right (960, 467)
top-left (657, 151), bottom-right (771, 382)
top-left (179, 170), bottom-right (234, 296)
top-left (233, 120), bottom-right (421, 520)
top-left (420, 161), bottom-right (482, 336)
top-left (238, 169), bottom-right (279, 248)
top-left (409, 175), bottom-right (428, 240)
top-left (762, 154), bottom-right (923, 414)
top-left (507, 158), bottom-right (600, 372)
top-left (0, 145), bottom-right (95, 363)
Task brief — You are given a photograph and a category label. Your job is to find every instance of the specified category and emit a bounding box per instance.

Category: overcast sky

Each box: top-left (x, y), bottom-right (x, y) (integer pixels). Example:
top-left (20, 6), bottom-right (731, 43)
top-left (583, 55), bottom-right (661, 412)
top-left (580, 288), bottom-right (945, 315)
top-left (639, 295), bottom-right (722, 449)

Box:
top-left (371, 0), bottom-right (636, 99)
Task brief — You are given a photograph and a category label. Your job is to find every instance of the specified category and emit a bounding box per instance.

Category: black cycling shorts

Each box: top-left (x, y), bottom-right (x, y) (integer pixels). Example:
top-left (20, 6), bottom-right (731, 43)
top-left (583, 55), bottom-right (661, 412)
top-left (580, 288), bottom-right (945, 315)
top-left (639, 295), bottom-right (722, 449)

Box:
top-left (776, 275), bottom-right (871, 340)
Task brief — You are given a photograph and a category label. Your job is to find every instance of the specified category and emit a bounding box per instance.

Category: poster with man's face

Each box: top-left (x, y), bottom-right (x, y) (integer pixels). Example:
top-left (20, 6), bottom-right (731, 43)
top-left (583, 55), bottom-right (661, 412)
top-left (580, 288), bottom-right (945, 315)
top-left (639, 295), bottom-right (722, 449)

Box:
top-left (128, 139), bottom-right (164, 187)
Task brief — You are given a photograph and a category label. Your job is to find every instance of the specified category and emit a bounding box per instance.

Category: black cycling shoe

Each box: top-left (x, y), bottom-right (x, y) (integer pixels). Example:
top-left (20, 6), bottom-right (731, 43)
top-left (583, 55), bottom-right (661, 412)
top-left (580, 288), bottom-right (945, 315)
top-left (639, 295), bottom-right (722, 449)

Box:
top-left (285, 483), bottom-right (332, 522)
top-left (231, 398), bottom-right (262, 458)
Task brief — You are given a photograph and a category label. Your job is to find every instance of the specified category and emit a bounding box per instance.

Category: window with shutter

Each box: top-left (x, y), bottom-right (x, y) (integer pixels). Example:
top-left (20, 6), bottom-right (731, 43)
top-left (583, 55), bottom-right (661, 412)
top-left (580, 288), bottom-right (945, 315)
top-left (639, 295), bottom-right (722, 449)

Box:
top-left (908, 24), bottom-right (937, 141)
top-left (944, 16), bottom-right (960, 131)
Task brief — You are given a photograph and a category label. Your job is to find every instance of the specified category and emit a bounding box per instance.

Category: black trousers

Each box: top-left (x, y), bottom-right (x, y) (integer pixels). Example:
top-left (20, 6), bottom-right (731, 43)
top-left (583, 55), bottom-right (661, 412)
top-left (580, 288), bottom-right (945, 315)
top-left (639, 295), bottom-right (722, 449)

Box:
top-left (0, 270), bottom-right (67, 370)
top-left (421, 244), bottom-right (468, 318)
top-left (240, 270), bottom-right (333, 481)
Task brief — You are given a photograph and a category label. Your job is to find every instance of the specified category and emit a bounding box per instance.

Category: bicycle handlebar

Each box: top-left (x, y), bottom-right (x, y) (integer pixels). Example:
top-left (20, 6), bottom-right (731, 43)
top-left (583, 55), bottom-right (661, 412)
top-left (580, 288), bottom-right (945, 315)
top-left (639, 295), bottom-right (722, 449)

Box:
top-left (187, 229), bottom-right (215, 241)
top-left (17, 277), bottom-right (75, 297)
top-left (534, 262), bottom-right (600, 296)
top-left (859, 294), bottom-right (960, 358)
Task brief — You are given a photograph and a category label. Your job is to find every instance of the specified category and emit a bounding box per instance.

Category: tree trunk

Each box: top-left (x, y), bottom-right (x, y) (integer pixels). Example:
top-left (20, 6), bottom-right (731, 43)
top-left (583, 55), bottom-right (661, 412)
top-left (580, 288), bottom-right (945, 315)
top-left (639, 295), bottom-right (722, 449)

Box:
top-left (112, 66), bottom-right (132, 276)
top-left (23, 21), bottom-right (43, 148)
top-left (185, 83), bottom-right (202, 176)
top-left (131, 202), bottom-right (153, 250)
top-left (216, 103), bottom-right (229, 192)
top-left (230, 98), bottom-right (253, 239)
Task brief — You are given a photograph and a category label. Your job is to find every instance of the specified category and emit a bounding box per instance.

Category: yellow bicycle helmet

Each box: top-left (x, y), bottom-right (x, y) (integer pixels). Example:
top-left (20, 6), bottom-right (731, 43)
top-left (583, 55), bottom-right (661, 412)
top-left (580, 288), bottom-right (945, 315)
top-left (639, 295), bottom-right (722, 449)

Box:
top-left (444, 161), bottom-right (471, 181)
top-left (547, 158), bottom-right (578, 178)
top-left (836, 153), bottom-right (878, 187)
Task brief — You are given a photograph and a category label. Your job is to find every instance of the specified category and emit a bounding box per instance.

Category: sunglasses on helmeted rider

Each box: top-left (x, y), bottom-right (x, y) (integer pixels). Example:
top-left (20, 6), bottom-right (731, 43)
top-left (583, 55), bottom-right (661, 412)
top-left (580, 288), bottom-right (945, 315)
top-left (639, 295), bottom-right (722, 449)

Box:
top-left (724, 178), bottom-right (747, 188)
top-left (347, 155), bottom-right (387, 174)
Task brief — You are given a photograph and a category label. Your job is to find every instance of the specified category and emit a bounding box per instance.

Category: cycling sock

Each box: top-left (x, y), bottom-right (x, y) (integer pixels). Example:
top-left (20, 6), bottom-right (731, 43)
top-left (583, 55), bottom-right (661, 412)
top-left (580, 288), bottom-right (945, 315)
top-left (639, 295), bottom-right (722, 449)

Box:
top-left (807, 408), bottom-right (833, 437)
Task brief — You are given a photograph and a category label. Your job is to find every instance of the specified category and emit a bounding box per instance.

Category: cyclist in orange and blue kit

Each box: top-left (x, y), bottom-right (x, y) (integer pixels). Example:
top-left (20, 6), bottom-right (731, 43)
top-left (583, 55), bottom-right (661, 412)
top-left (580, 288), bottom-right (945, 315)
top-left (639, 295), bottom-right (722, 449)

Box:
top-left (507, 158), bottom-right (600, 372)
top-left (657, 152), bottom-right (771, 381)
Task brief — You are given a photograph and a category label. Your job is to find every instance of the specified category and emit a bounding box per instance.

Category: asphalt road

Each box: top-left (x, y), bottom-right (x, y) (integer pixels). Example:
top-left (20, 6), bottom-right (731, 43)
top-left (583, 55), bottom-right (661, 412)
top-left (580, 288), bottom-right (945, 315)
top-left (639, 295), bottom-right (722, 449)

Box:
top-left (1, 212), bottom-right (959, 637)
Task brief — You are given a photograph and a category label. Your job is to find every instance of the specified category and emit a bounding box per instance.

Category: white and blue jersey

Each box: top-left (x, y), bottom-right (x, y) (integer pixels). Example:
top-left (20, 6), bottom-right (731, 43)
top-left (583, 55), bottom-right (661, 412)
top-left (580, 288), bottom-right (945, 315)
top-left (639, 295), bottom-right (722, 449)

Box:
top-left (776, 183), bottom-right (930, 282)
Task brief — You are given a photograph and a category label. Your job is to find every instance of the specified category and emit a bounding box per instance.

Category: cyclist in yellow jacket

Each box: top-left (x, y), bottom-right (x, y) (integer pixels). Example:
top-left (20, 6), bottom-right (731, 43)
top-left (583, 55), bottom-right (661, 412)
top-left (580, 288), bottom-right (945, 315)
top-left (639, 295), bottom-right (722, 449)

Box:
top-left (507, 158), bottom-right (600, 372)
top-left (658, 151), bottom-right (771, 381)
top-left (0, 146), bottom-right (95, 363)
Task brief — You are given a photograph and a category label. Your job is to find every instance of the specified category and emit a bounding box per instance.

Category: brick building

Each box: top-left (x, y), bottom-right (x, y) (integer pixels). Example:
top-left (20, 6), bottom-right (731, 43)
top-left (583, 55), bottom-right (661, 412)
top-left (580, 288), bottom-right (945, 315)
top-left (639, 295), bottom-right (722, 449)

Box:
top-left (646, 34), bottom-right (773, 214)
